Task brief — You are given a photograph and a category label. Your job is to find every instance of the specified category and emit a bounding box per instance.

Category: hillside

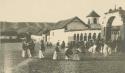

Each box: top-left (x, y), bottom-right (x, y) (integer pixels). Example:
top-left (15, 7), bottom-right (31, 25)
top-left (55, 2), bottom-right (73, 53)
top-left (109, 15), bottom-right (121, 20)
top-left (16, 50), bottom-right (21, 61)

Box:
top-left (0, 22), bottom-right (56, 35)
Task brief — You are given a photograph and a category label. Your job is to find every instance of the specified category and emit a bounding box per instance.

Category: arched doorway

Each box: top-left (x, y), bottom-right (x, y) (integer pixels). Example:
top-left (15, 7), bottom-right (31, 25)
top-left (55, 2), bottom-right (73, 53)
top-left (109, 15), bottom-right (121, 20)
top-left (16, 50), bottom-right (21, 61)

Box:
top-left (84, 33), bottom-right (87, 41)
top-left (77, 34), bottom-right (79, 41)
top-left (88, 33), bottom-right (91, 41)
top-left (93, 33), bottom-right (96, 41)
top-left (106, 16), bottom-right (115, 41)
top-left (97, 33), bottom-right (101, 40)
top-left (74, 34), bottom-right (76, 41)
top-left (80, 33), bottom-right (83, 41)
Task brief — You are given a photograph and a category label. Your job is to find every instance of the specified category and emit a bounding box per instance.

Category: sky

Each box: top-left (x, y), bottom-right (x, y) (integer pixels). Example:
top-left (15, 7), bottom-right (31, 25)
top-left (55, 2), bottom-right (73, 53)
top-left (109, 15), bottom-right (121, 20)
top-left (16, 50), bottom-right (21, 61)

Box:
top-left (0, 0), bottom-right (125, 23)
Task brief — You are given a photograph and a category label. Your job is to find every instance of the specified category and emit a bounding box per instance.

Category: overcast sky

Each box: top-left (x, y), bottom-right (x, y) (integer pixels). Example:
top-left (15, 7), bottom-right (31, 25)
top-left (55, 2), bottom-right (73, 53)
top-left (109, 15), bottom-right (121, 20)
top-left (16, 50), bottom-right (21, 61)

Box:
top-left (0, 0), bottom-right (125, 22)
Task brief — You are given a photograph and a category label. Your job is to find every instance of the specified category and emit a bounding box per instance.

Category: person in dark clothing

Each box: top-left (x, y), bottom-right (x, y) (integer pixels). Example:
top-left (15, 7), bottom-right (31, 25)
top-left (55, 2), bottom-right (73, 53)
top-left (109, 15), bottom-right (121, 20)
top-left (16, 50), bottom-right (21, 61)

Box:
top-left (61, 41), bottom-right (65, 49)
top-left (26, 32), bottom-right (31, 40)
top-left (65, 42), bottom-right (73, 60)
top-left (65, 48), bottom-right (73, 60)
top-left (53, 43), bottom-right (60, 60)
top-left (22, 38), bottom-right (32, 58)
top-left (28, 39), bottom-right (35, 56)
top-left (56, 41), bottom-right (60, 46)
top-left (41, 40), bottom-right (45, 52)
top-left (22, 39), bottom-right (28, 58)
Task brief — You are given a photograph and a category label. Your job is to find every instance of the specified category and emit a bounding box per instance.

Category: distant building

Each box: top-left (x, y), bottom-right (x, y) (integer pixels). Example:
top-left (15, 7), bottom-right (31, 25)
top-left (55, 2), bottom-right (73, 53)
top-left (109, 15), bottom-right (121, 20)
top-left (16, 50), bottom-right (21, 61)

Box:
top-left (48, 11), bottom-right (102, 45)
top-left (0, 31), bottom-right (18, 42)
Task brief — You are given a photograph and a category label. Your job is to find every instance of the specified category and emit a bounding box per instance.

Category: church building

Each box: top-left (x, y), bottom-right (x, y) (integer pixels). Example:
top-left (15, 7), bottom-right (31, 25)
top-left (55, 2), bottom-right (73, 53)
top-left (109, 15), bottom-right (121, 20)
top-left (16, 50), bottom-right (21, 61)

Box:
top-left (48, 11), bottom-right (102, 45)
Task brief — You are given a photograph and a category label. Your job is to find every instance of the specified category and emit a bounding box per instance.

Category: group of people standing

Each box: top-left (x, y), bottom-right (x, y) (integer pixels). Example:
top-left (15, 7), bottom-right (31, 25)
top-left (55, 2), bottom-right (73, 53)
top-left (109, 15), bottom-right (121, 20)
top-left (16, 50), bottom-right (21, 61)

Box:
top-left (21, 32), bottom-right (121, 60)
top-left (21, 32), bottom-right (46, 58)
top-left (22, 38), bottom-right (35, 58)
top-left (53, 41), bottom-right (82, 60)
top-left (22, 38), bottom-right (46, 58)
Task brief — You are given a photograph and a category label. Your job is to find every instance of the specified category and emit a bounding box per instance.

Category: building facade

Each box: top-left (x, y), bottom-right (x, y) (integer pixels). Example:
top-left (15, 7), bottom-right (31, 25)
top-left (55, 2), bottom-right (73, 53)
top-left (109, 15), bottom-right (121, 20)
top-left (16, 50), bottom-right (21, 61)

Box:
top-left (48, 11), bottom-right (102, 45)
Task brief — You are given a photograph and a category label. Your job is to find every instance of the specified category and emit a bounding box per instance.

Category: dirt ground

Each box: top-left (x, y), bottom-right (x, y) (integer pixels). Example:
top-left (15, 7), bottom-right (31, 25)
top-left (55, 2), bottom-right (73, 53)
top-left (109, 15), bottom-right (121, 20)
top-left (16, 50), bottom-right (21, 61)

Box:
top-left (1, 43), bottom-right (125, 73)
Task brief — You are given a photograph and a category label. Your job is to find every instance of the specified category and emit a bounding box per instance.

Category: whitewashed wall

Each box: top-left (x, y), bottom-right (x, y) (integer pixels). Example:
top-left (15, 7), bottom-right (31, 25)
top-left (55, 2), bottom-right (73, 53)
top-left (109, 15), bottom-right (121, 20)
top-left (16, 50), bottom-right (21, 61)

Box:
top-left (49, 29), bottom-right (67, 45)
top-left (49, 28), bottom-right (101, 46)
top-left (31, 35), bottom-right (43, 43)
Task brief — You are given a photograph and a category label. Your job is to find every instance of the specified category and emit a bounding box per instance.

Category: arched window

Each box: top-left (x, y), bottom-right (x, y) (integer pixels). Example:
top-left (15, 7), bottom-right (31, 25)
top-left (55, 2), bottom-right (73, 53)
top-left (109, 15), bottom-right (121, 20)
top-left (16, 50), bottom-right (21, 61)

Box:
top-left (77, 34), bottom-right (79, 41)
top-left (93, 18), bottom-right (97, 24)
top-left (80, 33), bottom-right (83, 41)
top-left (97, 33), bottom-right (101, 40)
top-left (74, 34), bottom-right (76, 41)
top-left (93, 33), bottom-right (96, 40)
top-left (84, 33), bottom-right (87, 41)
top-left (88, 19), bottom-right (90, 24)
top-left (88, 33), bottom-right (91, 41)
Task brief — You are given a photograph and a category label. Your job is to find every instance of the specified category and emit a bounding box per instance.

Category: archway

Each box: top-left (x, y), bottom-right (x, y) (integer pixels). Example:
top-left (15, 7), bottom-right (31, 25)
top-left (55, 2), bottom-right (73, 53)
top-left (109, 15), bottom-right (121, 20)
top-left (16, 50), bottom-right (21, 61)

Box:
top-left (88, 33), bottom-right (91, 41)
top-left (77, 34), bottom-right (79, 41)
top-left (74, 34), bottom-right (76, 41)
top-left (93, 33), bottom-right (96, 41)
top-left (106, 16), bottom-right (115, 41)
top-left (84, 33), bottom-right (87, 41)
top-left (80, 33), bottom-right (83, 41)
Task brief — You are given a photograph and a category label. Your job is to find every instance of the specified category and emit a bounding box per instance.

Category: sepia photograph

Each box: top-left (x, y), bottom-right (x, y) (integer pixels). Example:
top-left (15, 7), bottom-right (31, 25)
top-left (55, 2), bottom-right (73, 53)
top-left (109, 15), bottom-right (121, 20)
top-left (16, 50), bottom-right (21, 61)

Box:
top-left (0, 0), bottom-right (125, 73)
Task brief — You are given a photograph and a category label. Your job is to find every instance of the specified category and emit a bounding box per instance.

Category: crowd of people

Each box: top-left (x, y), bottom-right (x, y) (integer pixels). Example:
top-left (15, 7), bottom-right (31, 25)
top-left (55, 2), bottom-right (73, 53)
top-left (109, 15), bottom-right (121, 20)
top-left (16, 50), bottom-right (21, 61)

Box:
top-left (21, 32), bottom-right (122, 60)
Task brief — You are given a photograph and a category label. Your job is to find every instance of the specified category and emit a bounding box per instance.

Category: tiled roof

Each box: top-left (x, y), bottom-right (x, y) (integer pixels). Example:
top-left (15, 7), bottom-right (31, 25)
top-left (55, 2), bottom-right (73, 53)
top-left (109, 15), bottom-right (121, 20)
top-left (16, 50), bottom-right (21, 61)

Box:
top-left (52, 16), bottom-right (88, 30)
top-left (87, 11), bottom-right (100, 17)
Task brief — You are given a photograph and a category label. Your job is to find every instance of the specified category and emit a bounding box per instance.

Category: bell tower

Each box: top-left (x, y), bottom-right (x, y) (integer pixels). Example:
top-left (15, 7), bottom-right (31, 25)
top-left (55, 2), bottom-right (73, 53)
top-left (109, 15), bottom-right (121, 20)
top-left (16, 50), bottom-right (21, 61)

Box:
top-left (87, 10), bottom-right (100, 24)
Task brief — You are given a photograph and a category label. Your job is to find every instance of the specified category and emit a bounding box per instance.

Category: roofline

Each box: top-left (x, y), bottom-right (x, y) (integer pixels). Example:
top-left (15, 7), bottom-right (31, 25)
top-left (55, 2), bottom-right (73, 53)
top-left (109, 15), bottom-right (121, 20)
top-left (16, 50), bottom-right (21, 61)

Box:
top-left (104, 9), bottom-right (125, 15)
top-left (87, 10), bottom-right (100, 17)
top-left (64, 16), bottom-right (88, 27)
top-left (65, 29), bottom-right (101, 32)
top-left (51, 16), bottom-right (89, 30)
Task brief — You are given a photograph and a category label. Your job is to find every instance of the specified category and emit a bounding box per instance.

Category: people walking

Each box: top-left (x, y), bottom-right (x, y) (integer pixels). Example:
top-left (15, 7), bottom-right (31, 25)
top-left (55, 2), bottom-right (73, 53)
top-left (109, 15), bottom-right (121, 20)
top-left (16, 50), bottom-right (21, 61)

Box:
top-left (53, 43), bottom-right (60, 60)
top-left (22, 39), bottom-right (27, 58)
top-left (29, 39), bottom-right (35, 57)
top-left (22, 38), bottom-right (32, 58)
top-left (38, 40), bottom-right (45, 59)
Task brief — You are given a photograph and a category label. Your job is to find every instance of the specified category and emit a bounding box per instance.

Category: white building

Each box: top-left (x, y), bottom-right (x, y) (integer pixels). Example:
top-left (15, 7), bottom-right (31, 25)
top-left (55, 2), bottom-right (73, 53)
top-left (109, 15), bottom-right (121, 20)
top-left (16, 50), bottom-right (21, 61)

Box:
top-left (48, 11), bottom-right (102, 45)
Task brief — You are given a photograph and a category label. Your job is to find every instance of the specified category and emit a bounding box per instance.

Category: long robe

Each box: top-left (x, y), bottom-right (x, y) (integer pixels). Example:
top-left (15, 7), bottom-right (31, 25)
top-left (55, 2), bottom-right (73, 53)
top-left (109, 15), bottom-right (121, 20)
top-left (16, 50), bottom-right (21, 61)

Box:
top-left (88, 45), bottom-right (96, 54)
top-left (39, 50), bottom-right (44, 58)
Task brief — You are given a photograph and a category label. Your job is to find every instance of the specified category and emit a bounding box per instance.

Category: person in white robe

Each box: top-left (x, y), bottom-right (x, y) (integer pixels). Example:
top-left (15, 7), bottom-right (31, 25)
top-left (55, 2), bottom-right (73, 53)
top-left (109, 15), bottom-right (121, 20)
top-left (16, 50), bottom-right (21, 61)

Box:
top-left (22, 39), bottom-right (32, 58)
top-left (108, 47), bottom-right (112, 55)
top-left (72, 48), bottom-right (81, 60)
top-left (27, 48), bottom-right (32, 58)
top-left (103, 43), bottom-right (109, 57)
top-left (22, 39), bottom-right (27, 58)
top-left (64, 47), bottom-right (69, 60)
top-left (53, 45), bottom-right (60, 60)
top-left (38, 40), bottom-right (45, 59)
top-left (88, 44), bottom-right (96, 54)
